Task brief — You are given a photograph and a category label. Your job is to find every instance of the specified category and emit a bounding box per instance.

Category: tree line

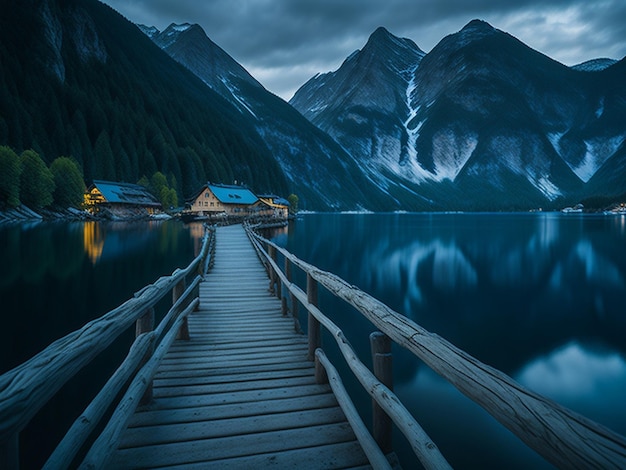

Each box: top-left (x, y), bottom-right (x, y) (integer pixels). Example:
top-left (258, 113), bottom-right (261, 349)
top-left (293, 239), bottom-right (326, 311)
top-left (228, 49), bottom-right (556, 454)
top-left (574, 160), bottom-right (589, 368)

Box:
top-left (0, 145), bottom-right (179, 211)
top-left (0, 0), bottom-right (289, 207)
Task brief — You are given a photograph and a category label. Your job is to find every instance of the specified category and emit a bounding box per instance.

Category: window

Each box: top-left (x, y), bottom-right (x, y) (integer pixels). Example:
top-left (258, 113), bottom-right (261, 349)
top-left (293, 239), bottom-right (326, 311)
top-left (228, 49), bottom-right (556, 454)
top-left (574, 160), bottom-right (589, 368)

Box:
top-left (205, 192), bottom-right (209, 198)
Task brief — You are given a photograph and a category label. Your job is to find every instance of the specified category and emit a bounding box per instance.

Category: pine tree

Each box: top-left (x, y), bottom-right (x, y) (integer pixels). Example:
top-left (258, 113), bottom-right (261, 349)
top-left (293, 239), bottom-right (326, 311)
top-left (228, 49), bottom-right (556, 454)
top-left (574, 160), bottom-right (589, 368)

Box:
top-left (19, 149), bottom-right (55, 209)
top-left (50, 156), bottom-right (85, 208)
top-left (0, 145), bottom-right (21, 208)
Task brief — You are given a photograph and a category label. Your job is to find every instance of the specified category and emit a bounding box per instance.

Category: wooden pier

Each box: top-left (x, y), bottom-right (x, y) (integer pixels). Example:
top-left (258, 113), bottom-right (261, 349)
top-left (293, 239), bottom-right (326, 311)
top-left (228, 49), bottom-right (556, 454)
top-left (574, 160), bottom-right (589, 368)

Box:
top-left (1, 221), bottom-right (626, 469)
top-left (110, 225), bottom-right (374, 468)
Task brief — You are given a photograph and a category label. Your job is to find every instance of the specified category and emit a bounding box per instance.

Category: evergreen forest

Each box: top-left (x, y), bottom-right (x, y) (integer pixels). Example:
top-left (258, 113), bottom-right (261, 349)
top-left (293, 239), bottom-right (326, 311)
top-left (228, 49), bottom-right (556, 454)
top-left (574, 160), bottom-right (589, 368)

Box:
top-left (0, 0), bottom-right (289, 206)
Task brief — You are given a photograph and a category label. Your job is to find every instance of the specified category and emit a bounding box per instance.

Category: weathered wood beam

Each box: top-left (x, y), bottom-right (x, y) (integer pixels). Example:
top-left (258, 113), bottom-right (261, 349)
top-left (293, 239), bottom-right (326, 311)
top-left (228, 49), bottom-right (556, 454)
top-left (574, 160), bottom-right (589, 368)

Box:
top-left (43, 332), bottom-right (155, 470)
top-left (315, 349), bottom-right (392, 470)
top-left (371, 331), bottom-right (393, 454)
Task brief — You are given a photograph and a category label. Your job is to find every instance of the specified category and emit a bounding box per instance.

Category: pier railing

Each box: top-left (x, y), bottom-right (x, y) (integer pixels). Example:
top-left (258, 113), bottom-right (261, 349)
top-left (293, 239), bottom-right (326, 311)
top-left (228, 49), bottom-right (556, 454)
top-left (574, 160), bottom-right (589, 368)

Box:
top-left (245, 223), bottom-right (626, 469)
top-left (0, 226), bottom-right (215, 469)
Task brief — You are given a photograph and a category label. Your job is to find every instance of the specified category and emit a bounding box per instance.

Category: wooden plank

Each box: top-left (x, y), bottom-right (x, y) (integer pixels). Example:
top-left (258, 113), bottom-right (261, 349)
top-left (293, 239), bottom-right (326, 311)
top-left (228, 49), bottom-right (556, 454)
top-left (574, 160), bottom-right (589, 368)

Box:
top-left (111, 422), bottom-right (359, 468)
top-left (120, 407), bottom-right (347, 447)
top-left (128, 394), bottom-right (340, 427)
top-left (154, 367), bottom-right (313, 387)
top-left (161, 346), bottom-right (306, 363)
top-left (145, 384), bottom-right (333, 410)
top-left (154, 360), bottom-right (315, 379)
top-left (155, 354), bottom-right (309, 372)
top-left (153, 375), bottom-right (318, 398)
top-left (166, 336), bottom-right (307, 353)
top-left (164, 441), bottom-right (370, 470)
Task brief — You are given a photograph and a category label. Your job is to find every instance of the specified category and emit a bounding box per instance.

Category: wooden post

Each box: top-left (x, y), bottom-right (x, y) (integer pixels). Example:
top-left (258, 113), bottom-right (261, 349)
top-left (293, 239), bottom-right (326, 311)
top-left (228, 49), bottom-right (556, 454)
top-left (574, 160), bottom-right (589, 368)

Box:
top-left (174, 278), bottom-right (190, 340)
top-left (268, 244), bottom-right (276, 294)
top-left (1, 434), bottom-right (19, 470)
top-left (281, 257), bottom-right (290, 316)
top-left (315, 349), bottom-right (328, 384)
top-left (307, 273), bottom-right (320, 361)
top-left (136, 307), bottom-right (155, 405)
top-left (370, 331), bottom-right (393, 454)
top-left (286, 258), bottom-right (300, 331)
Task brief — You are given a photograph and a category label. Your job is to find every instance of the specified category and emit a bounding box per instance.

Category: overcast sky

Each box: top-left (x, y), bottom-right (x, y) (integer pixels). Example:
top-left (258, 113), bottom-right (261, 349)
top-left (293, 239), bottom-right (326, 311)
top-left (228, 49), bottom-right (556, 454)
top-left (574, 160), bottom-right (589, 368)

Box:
top-left (101, 0), bottom-right (626, 100)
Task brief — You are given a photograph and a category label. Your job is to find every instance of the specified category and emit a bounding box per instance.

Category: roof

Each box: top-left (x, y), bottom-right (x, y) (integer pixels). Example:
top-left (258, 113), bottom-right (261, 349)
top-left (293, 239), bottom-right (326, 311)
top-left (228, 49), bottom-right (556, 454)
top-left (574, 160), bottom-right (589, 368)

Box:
top-left (208, 184), bottom-right (258, 205)
top-left (91, 180), bottom-right (161, 207)
top-left (259, 196), bottom-right (290, 209)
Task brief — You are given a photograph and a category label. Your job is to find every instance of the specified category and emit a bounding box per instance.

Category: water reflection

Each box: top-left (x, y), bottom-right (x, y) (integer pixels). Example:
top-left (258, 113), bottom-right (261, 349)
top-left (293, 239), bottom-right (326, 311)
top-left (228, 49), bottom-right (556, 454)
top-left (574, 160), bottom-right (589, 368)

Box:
top-left (0, 219), bottom-right (197, 469)
top-left (83, 221), bottom-right (104, 264)
top-left (275, 213), bottom-right (626, 467)
top-left (515, 341), bottom-right (626, 435)
top-left (0, 220), bottom-right (195, 373)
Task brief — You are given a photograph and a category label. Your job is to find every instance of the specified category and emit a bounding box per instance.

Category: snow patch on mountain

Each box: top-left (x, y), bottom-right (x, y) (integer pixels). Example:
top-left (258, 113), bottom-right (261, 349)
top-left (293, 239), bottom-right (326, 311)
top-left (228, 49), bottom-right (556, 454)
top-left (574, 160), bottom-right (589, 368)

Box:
top-left (536, 177), bottom-right (561, 200)
top-left (432, 129), bottom-right (477, 181)
top-left (573, 136), bottom-right (625, 182)
top-left (171, 23), bottom-right (192, 33)
top-left (220, 77), bottom-right (258, 119)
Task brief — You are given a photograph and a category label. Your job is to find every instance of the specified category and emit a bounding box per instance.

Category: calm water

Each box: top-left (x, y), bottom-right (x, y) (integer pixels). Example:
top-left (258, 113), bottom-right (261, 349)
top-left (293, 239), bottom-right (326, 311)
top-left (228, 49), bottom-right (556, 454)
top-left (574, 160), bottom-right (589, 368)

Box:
top-left (268, 212), bottom-right (626, 469)
top-left (2, 214), bottom-right (625, 469)
top-left (0, 219), bottom-right (202, 468)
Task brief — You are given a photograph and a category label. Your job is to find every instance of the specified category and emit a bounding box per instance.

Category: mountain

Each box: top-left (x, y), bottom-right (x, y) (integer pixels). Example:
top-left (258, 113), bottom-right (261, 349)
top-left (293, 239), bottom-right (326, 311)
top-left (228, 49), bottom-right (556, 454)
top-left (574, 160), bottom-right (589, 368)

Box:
top-left (290, 27), bottom-right (435, 207)
top-left (0, 0), bottom-right (289, 202)
top-left (572, 58), bottom-right (618, 72)
top-left (292, 21), bottom-right (626, 210)
top-left (139, 22), bottom-right (397, 210)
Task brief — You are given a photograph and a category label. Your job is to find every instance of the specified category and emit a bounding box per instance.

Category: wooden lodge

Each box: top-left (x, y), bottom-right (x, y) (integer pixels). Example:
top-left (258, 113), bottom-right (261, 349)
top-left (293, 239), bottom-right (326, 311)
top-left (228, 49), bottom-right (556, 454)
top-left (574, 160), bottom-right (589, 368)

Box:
top-left (84, 180), bottom-right (161, 218)
top-left (186, 183), bottom-right (289, 220)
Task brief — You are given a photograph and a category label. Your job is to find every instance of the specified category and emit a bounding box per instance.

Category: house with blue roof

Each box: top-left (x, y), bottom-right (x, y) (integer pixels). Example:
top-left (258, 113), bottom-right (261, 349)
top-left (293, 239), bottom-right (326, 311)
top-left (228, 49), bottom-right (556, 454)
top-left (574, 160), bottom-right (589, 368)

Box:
top-left (85, 180), bottom-right (161, 217)
top-left (188, 183), bottom-right (261, 217)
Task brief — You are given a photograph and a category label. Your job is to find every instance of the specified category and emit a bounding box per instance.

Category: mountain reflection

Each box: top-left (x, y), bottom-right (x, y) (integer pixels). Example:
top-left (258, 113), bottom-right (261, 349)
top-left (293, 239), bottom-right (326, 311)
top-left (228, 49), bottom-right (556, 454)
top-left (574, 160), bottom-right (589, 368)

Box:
top-left (282, 213), bottom-right (626, 374)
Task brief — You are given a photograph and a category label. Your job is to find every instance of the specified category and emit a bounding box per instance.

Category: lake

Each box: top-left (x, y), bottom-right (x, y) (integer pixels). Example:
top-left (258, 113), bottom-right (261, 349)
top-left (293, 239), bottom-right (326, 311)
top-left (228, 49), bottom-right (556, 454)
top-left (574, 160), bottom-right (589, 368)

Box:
top-left (1, 213), bottom-right (625, 469)
top-left (0, 219), bottom-right (202, 468)
top-left (267, 212), bottom-right (626, 469)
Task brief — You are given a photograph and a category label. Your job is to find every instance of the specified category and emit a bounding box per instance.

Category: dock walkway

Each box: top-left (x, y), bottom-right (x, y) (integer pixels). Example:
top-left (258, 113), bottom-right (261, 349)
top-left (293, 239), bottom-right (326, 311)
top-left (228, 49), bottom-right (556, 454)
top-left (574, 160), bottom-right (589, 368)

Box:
top-left (111, 224), bottom-right (372, 468)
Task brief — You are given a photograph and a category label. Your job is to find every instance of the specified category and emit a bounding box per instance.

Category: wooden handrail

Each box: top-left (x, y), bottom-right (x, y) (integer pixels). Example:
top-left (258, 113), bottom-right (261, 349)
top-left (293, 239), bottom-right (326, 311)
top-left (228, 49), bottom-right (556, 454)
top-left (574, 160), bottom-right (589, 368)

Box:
top-left (245, 224), bottom-right (626, 469)
top-left (42, 332), bottom-right (156, 469)
top-left (245, 225), bottom-right (451, 469)
top-left (314, 349), bottom-right (393, 470)
top-left (0, 225), bottom-right (214, 467)
top-left (79, 299), bottom-right (200, 470)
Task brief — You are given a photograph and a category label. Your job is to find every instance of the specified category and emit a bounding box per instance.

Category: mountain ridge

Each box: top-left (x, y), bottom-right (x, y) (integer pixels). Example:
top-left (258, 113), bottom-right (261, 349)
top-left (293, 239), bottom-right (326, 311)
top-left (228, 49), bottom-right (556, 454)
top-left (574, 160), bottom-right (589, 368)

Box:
top-left (138, 21), bottom-right (401, 210)
top-left (291, 19), bottom-right (626, 209)
top-left (0, 0), bottom-right (289, 200)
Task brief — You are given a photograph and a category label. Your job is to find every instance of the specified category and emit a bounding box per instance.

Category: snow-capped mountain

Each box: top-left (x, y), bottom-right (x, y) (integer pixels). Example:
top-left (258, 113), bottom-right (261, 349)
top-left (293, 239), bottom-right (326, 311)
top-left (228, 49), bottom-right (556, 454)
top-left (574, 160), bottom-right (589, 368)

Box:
top-left (291, 27), bottom-right (430, 199)
top-left (292, 20), bottom-right (626, 209)
top-left (139, 23), bottom-right (395, 211)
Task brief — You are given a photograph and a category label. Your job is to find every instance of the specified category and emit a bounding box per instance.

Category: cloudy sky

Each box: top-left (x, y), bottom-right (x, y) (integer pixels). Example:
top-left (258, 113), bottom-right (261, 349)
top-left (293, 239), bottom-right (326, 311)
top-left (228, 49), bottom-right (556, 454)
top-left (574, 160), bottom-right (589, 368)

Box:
top-left (101, 0), bottom-right (626, 100)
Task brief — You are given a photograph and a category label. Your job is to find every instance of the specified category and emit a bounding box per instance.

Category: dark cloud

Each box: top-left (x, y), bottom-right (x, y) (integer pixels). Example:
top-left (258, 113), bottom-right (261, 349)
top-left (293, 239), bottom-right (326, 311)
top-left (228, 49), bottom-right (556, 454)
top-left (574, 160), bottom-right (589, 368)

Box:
top-left (101, 0), bottom-right (626, 99)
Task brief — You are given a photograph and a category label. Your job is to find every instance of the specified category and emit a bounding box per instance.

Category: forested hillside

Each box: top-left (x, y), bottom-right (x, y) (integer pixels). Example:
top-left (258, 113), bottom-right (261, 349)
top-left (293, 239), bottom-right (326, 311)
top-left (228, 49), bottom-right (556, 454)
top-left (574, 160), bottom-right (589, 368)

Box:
top-left (0, 0), bottom-right (288, 200)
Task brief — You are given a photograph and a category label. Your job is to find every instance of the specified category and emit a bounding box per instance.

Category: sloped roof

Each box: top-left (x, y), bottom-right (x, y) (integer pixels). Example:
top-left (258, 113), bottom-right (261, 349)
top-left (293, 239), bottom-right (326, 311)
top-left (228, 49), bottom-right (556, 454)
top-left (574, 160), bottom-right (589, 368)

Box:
top-left (91, 180), bottom-right (161, 206)
top-left (208, 184), bottom-right (258, 205)
top-left (258, 194), bottom-right (290, 207)
top-left (259, 197), bottom-right (290, 208)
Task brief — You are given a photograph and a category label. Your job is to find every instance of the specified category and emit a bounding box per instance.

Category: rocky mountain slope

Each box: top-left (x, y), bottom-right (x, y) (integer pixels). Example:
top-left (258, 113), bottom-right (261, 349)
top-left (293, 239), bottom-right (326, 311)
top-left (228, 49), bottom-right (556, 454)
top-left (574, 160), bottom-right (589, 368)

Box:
top-left (139, 23), bottom-right (398, 210)
top-left (291, 21), bottom-right (626, 210)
